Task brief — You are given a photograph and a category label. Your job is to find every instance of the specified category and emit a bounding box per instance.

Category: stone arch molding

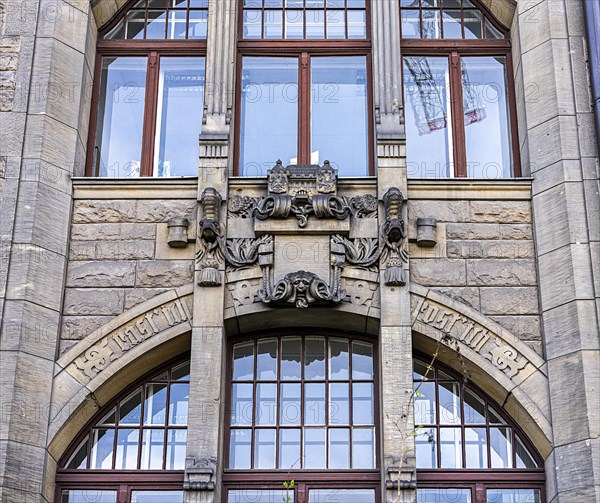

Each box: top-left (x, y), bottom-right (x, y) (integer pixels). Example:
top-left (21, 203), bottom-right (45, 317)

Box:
top-left (48, 284), bottom-right (193, 459)
top-left (410, 283), bottom-right (552, 458)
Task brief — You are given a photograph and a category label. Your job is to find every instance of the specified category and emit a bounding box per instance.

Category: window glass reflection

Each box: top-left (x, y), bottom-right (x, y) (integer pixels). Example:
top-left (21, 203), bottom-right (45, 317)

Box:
top-left (279, 428), bottom-right (301, 469)
top-left (465, 427), bottom-right (488, 468)
top-left (140, 429), bottom-right (164, 469)
top-left (144, 383), bottom-right (167, 425)
top-left (94, 57), bottom-right (147, 177)
top-left (404, 57), bottom-right (453, 178)
top-left (254, 429), bottom-right (276, 468)
top-left (305, 337), bottom-right (326, 380)
top-left (257, 338), bottom-right (278, 380)
top-left (229, 490), bottom-right (293, 503)
top-left (462, 57), bottom-right (512, 178)
top-left (256, 383), bottom-right (277, 425)
top-left (131, 491), bottom-right (184, 503)
top-left (304, 428), bottom-right (327, 468)
top-left (352, 427), bottom-right (375, 469)
top-left (90, 429), bottom-right (115, 469)
top-left (281, 383), bottom-right (302, 425)
top-left (417, 488), bottom-right (471, 503)
top-left (233, 342), bottom-right (254, 381)
top-left (311, 56), bottom-right (368, 175)
top-left (232, 383), bottom-right (253, 426)
top-left (240, 57), bottom-right (298, 176)
top-left (438, 382), bottom-right (461, 424)
top-left (440, 427), bottom-right (462, 468)
top-left (330, 383), bottom-right (350, 425)
top-left (115, 428), bottom-right (139, 469)
top-left (281, 337), bottom-right (302, 380)
top-left (329, 338), bottom-right (349, 380)
top-left (414, 381), bottom-right (436, 424)
top-left (415, 427), bottom-right (437, 468)
top-left (487, 489), bottom-right (540, 503)
top-left (230, 429), bottom-right (252, 469)
top-left (166, 429), bottom-right (187, 469)
top-left (309, 489), bottom-right (375, 503)
top-left (329, 428), bottom-right (350, 468)
top-left (153, 57), bottom-right (205, 177)
top-left (352, 341), bottom-right (373, 379)
top-left (61, 490), bottom-right (117, 503)
top-left (515, 436), bottom-right (538, 468)
top-left (169, 383), bottom-right (189, 425)
top-left (490, 427), bottom-right (513, 468)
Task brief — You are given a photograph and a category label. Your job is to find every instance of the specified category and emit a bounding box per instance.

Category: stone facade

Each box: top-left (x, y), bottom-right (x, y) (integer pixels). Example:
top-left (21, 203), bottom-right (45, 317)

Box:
top-left (0, 1), bottom-right (599, 503)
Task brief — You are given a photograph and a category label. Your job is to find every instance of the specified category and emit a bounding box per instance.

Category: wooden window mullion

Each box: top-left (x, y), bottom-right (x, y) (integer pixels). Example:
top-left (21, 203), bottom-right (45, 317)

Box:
top-left (449, 51), bottom-right (467, 177)
top-left (299, 52), bottom-right (311, 164)
top-left (140, 52), bottom-right (160, 177)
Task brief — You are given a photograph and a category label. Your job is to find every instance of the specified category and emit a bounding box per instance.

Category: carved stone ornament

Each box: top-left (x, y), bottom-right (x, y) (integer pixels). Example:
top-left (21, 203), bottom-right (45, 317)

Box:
top-left (260, 270), bottom-right (345, 308)
top-left (184, 456), bottom-right (216, 492)
top-left (228, 161), bottom-right (377, 227)
top-left (381, 187), bottom-right (408, 286)
top-left (196, 188), bottom-right (224, 286)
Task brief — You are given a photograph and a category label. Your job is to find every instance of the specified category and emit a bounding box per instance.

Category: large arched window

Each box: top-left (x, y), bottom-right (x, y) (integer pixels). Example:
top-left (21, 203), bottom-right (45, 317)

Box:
top-left (236, 1), bottom-right (373, 177)
top-left (400, 0), bottom-right (519, 179)
top-left (224, 333), bottom-right (380, 503)
top-left (86, 0), bottom-right (207, 177)
top-left (56, 358), bottom-right (190, 502)
top-left (413, 355), bottom-right (545, 503)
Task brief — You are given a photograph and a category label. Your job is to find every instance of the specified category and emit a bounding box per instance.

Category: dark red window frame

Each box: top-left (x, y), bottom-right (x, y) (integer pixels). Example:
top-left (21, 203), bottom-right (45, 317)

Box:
top-left (223, 331), bottom-right (382, 502)
top-left (414, 353), bottom-right (546, 501)
top-left (400, 0), bottom-right (521, 178)
top-left (234, 0), bottom-right (374, 176)
top-left (85, 0), bottom-right (207, 177)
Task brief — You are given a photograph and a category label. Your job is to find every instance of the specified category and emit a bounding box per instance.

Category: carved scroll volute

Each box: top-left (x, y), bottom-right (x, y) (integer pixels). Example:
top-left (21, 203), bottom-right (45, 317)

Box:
top-left (381, 187), bottom-right (408, 286)
top-left (196, 188), bottom-right (224, 286)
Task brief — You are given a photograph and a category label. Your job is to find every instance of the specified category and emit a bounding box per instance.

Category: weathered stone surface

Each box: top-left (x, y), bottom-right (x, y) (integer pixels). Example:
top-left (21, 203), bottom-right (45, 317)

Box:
top-left (467, 259), bottom-right (537, 286)
top-left (489, 315), bottom-right (541, 341)
top-left (499, 224), bottom-right (533, 240)
top-left (435, 286), bottom-right (480, 310)
top-left (70, 223), bottom-right (156, 241)
top-left (410, 259), bottom-right (466, 286)
top-left (136, 260), bottom-right (193, 287)
top-left (124, 288), bottom-right (171, 310)
top-left (135, 200), bottom-right (196, 222)
top-left (448, 239), bottom-right (534, 259)
top-left (63, 288), bottom-right (124, 315)
top-left (94, 240), bottom-right (155, 260)
top-left (72, 200), bottom-right (137, 223)
top-left (470, 201), bottom-right (531, 223)
top-left (446, 223), bottom-right (500, 240)
top-left (446, 240), bottom-right (484, 259)
top-left (66, 261), bottom-right (136, 287)
top-left (408, 200), bottom-right (471, 222)
top-left (61, 315), bottom-right (113, 340)
top-left (480, 287), bottom-right (539, 315)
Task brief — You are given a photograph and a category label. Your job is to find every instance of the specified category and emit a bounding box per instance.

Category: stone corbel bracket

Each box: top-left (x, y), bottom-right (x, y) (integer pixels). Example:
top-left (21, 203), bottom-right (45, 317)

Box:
top-left (196, 187), bottom-right (224, 286)
top-left (184, 456), bottom-right (217, 492)
top-left (380, 187), bottom-right (408, 286)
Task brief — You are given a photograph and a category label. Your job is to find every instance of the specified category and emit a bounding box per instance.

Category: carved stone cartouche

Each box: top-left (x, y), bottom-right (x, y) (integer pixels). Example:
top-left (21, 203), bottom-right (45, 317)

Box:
top-left (197, 188), bottom-right (223, 286)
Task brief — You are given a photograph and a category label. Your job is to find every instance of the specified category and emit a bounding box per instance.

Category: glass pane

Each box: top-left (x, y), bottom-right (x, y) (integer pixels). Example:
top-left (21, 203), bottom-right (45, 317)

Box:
top-left (516, 435), bottom-right (538, 468)
top-left (229, 490), bottom-right (292, 503)
top-left (188, 10), bottom-right (208, 38)
top-left (401, 9), bottom-right (420, 38)
top-left (442, 9), bottom-right (462, 38)
top-left (285, 10), bottom-right (303, 38)
top-left (257, 338), bottom-right (278, 380)
top-left (305, 383), bottom-right (326, 425)
top-left (281, 383), bottom-right (302, 425)
top-left (256, 383), bottom-right (277, 425)
top-left (243, 10), bottom-right (262, 38)
top-left (485, 18), bottom-right (504, 39)
top-left (422, 9), bottom-right (441, 38)
top-left (306, 9), bottom-right (325, 38)
top-left (404, 56), bottom-right (453, 178)
top-left (413, 359), bottom-right (430, 380)
top-left (240, 57), bottom-right (298, 175)
top-left (140, 429), bottom-right (164, 469)
top-left (90, 428), bottom-right (115, 469)
top-left (352, 427), bottom-right (374, 468)
top-left (438, 381), bottom-right (461, 424)
top-left (329, 339), bottom-right (349, 379)
top-left (131, 491), bottom-right (184, 503)
top-left (61, 490), bottom-right (117, 503)
top-left (281, 337), bottom-right (301, 380)
top-left (414, 381), bottom-right (436, 424)
top-left (489, 406), bottom-right (507, 425)
top-left (233, 342), bottom-right (254, 381)
top-left (232, 383), bottom-right (253, 426)
top-left (65, 437), bottom-right (88, 469)
top-left (166, 429), bottom-right (187, 469)
top-left (165, 9), bottom-right (186, 39)
top-left (94, 57), bottom-right (147, 177)
top-left (115, 428), bottom-right (139, 469)
top-left (417, 488), bottom-right (471, 503)
top-left (352, 382), bottom-right (374, 425)
top-left (347, 10), bottom-right (366, 38)
top-left (265, 10), bottom-right (283, 38)
top-left (172, 361), bottom-right (190, 380)
top-left (126, 10), bottom-right (146, 39)
top-left (487, 489), bottom-right (541, 503)
top-left (169, 383), bottom-right (189, 425)
top-left (153, 57), bottom-right (205, 177)
top-left (490, 426), bottom-right (513, 468)
top-left (329, 383), bottom-right (350, 425)
top-left (304, 428), bottom-right (326, 468)
top-left (309, 489), bottom-right (375, 503)
top-left (254, 428), bottom-right (276, 468)
top-left (464, 9), bottom-right (483, 38)
top-left (462, 57), bottom-right (513, 178)
top-left (144, 383), bottom-right (167, 424)
top-left (146, 9), bottom-right (167, 38)
top-left (415, 427), bottom-right (437, 468)
top-left (305, 336), bottom-right (326, 380)
top-left (326, 10), bottom-right (345, 38)
top-left (440, 427), bottom-right (462, 468)
top-left (311, 56), bottom-right (368, 176)
top-left (347, 0), bottom-right (365, 6)
top-left (352, 341), bottom-right (373, 379)
top-left (465, 426), bottom-right (488, 468)
top-left (105, 18), bottom-right (125, 38)
top-left (464, 388), bottom-right (486, 424)
top-left (229, 429), bottom-right (252, 469)
top-left (279, 428), bottom-right (301, 469)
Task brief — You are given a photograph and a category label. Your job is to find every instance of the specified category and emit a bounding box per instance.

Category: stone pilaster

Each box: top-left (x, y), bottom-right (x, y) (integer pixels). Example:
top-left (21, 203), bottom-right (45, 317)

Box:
top-left (377, 138), bottom-right (415, 503)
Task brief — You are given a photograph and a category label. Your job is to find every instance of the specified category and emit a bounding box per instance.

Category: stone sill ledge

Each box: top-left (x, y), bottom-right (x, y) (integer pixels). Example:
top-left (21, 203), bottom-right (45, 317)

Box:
top-left (72, 177), bottom-right (532, 200)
